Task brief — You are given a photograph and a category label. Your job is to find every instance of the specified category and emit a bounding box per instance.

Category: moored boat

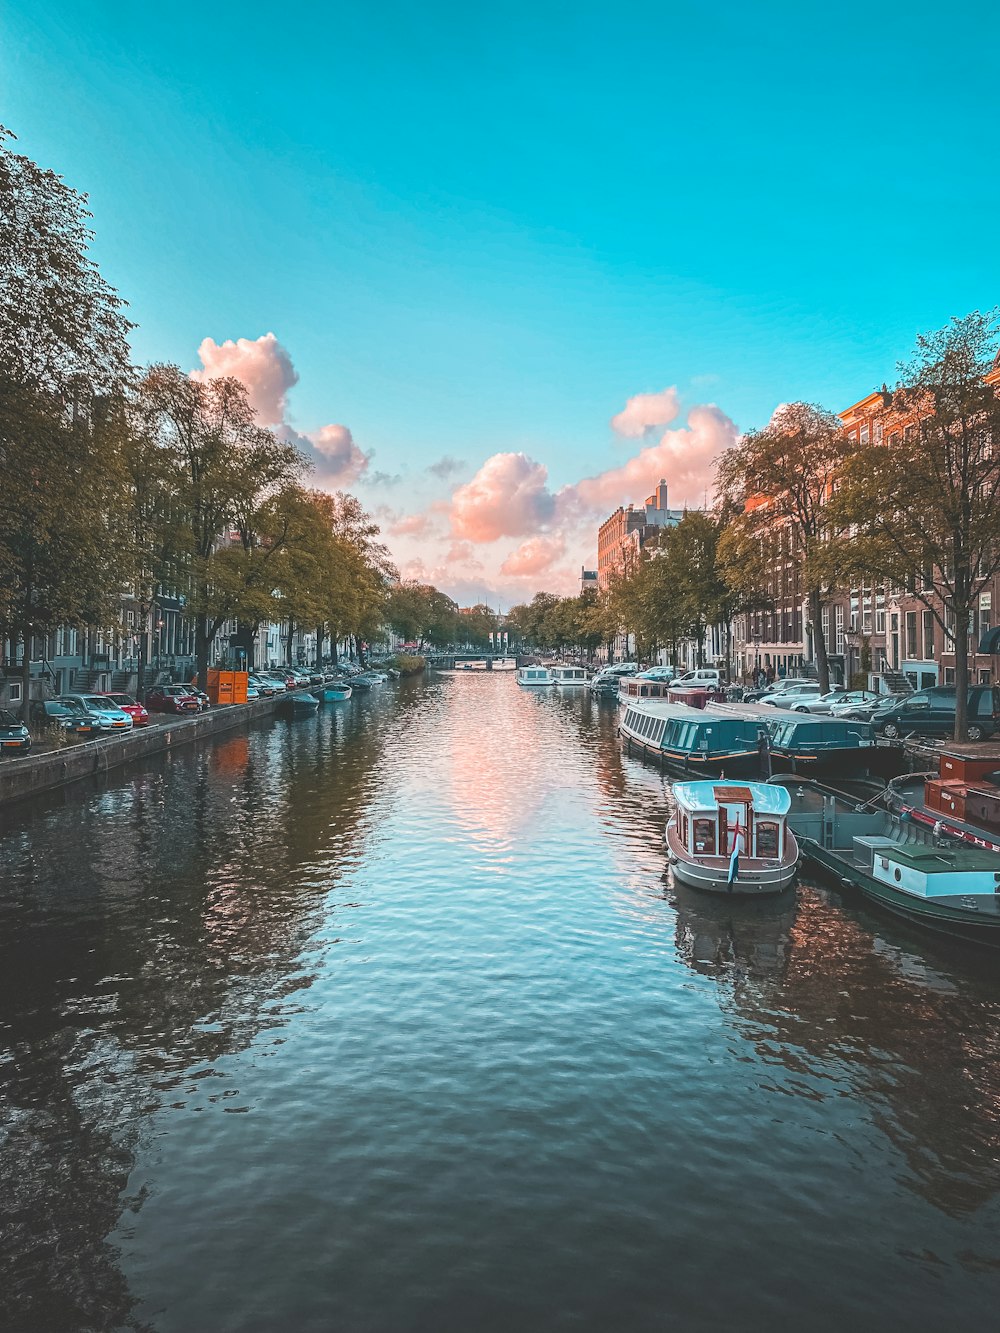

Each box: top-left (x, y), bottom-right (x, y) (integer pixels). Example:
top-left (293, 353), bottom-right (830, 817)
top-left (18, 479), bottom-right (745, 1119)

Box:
top-left (621, 699), bottom-right (769, 777)
top-left (516, 665), bottom-right (556, 687)
top-left (774, 775), bottom-right (1000, 945)
top-left (277, 691), bottom-right (320, 717)
top-left (550, 666), bottom-right (589, 687)
top-left (666, 781), bottom-right (798, 896)
top-left (322, 684), bottom-right (352, 701)
top-left (708, 701), bottom-right (900, 776)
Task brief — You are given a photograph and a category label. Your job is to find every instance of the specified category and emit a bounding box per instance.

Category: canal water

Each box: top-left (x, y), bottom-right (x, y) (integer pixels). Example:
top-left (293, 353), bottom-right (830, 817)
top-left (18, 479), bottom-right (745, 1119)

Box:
top-left (2, 674), bottom-right (1000, 1332)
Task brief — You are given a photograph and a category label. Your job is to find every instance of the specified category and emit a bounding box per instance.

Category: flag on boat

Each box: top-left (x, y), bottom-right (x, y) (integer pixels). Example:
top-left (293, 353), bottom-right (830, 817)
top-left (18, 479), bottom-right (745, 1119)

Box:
top-left (728, 821), bottom-right (743, 884)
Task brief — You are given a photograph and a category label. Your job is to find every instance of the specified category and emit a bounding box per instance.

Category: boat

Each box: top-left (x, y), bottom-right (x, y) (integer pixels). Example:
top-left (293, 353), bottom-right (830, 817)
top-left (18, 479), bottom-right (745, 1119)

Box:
top-left (666, 781), bottom-right (799, 896)
top-left (550, 666), bottom-right (589, 687)
top-left (516, 665), bottom-right (556, 688)
top-left (880, 745), bottom-right (1000, 853)
top-left (455, 659), bottom-right (488, 672)
top-left (708, 701), bottom-right (900, 777)
top-left (618, 676), bottom-right (674, 705)
top-left (774, 775), bottom-right (1000, 946)
top-left (322, 684), bottom-right (352, 702)
top-left (276, 691), bottom-right (320, 717)
top-left (620, 699), bottom-right (769, 777)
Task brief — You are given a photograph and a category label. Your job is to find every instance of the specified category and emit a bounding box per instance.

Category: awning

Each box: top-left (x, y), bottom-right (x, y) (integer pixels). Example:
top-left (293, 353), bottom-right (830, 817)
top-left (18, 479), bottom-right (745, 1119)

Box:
top-left (979, 628), bottom-right (1000, 654)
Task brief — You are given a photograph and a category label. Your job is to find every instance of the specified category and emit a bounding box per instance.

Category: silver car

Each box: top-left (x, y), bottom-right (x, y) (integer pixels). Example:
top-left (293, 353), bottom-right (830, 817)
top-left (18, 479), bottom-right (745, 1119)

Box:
top-left (761, 681), bottom-right (824, 709)
top-left (790, 688), bottom-right (881, 715)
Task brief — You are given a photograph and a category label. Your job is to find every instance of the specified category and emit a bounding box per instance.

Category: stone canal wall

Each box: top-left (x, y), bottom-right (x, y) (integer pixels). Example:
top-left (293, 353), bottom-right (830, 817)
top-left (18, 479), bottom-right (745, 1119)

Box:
top-left (0, 694), bottom-right (282, 810)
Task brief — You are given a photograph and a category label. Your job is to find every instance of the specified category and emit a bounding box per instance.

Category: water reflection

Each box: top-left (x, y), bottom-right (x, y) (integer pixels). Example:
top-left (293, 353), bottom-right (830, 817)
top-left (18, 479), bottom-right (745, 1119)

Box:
top-left (1, 678), bottom-right (1000, 1330)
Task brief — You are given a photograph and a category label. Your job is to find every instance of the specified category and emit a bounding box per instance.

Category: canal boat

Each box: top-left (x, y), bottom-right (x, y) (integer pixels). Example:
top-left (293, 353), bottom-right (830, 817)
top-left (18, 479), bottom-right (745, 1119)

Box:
top-left (618, 676), bottom-right (673, 705)
top-left (620, 699), bottom-right (769, 777)
top-left (666, 781), bottom-right (799, 896)
top-left (322, 684), bottom-right (352, 702)
top-left (879, 745), bottom-right (1000, 853)
top-left (551, 666), bottom-right (589, 687)
top-left (708, 702), bottom-right (898, 776)
top-left (773, 776), bottom-right (1000, 946)
top-left (277, 691), bottom-right (320, 718)
top-left (516, 665), bottom-right (556, 688)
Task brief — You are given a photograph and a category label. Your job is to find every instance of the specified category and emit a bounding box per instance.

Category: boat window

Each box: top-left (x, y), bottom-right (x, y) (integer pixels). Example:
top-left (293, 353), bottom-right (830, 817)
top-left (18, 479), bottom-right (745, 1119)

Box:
top-left (693, 818), bottom-right (716, 854)
top-left (681, 813), bottom-right (689, 846)
top-left (652, 721), bottom-right (665, 743)
top-left (755, 822), bottom-right (780, 857)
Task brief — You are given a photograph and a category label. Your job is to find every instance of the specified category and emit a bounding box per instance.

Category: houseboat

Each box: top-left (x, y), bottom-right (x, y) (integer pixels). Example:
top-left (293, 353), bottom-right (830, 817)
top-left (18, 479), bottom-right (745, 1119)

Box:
top-left (773, 776), bottom-right (1000, 946)
top-left (620, 699), bottom-right (769, 777)
top-left (618, 676), bottom-right (674, 705)
top-left (516, 665), bottom-right (556, 688)
top-left (666, 781), bottom-right (798, 896)
top-left (881, 745), bottom-right (1000, 853)
top-left (708, 702), bottom-right (893, 776)
top-left (551, 666), bottom-right (589, 687)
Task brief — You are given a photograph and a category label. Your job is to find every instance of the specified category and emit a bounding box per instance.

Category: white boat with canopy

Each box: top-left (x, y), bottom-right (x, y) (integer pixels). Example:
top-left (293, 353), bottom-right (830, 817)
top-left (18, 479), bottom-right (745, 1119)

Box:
top-left (516, 665), bottom-right (556, 687)
top-left (666, 781), bottom-right (798, 895)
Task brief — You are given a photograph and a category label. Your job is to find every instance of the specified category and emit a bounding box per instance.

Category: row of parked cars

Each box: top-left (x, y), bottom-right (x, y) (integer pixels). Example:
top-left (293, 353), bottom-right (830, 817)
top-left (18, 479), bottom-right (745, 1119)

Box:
top-left (746, 679), bottom-right (1000, 741)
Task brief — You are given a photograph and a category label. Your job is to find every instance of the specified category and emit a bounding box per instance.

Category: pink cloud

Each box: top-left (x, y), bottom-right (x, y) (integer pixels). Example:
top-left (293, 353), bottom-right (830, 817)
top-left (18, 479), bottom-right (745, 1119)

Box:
top-left (569, 404), bottom-right (737, 514)
top-left (450, 452), bottom-right (556, 543)
top-left (390, 511), bottom-right (435, 539)
top-left (499, 534), bottom-right (566, 578)
top-left (192, 332), bottom-right (297, 426)
top-left (610, 387), bottom-right (681, 438)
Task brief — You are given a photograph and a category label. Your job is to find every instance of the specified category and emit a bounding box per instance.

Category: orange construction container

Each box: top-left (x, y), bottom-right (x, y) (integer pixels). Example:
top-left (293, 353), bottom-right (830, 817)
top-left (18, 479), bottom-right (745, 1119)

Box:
top-left (206, 669), bottom-right (249, 706)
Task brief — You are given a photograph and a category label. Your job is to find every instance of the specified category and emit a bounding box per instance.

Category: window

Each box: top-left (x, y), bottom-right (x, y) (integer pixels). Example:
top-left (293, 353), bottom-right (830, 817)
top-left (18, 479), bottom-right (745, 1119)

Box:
top-left (7, 681), bottom-right (22, 703)
top-left (923, 610), bottom-right (935, 656)
top-left (860, 424), bottom-right (870, 445)
top-left (756, 822), bottom-right (779, 857)
top-left (875, 609), bottom-right (886, 634)
top-left (874, 421), bottom-right (884, 444)
top-left (693, 818), bottom-right (716, 855)
top-left (835, 605), bottom-right (845, 655)
top-left (906, 612), bottom-right (918, 658)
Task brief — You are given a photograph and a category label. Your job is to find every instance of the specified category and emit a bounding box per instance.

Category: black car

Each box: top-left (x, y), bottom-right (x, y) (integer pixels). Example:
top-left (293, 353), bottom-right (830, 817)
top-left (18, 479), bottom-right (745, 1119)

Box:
top-left (872, 686), bottom-right (999, 741)
top-left (29, 699), bottom-right (104, 737)
top-left (0, 707), bottom-right (32, 755)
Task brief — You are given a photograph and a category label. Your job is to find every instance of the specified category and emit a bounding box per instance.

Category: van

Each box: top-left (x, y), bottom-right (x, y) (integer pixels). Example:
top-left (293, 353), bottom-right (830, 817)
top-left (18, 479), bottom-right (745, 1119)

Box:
top-left (672, 668), bottom-right (722, 688)
top-left (873, 686), bottom-right (999, 741)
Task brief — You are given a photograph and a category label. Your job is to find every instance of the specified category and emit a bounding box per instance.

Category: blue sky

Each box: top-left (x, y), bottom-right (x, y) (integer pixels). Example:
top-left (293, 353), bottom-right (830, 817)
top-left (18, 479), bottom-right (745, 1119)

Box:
top-left (3, 0), bottom-right (998, 602)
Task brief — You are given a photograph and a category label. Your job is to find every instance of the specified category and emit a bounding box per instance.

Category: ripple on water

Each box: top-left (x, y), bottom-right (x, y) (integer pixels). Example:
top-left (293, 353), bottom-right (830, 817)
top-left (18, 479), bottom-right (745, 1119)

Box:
top-left (1, 676), bottom-right (1000, 1332)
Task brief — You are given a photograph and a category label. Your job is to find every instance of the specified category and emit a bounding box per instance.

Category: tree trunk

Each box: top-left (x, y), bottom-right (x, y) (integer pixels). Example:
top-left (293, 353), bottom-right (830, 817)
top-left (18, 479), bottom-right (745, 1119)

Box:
top-left (19, 626), bottom-right (32, 724)
top-left (195, 613), bottom-right (211, 690)
top-left (808, 588), bottom-right (831, 693)
top-left (954, 603), bottom-right (970, 740)
top-left (315, 623), bottom-right (325, 667)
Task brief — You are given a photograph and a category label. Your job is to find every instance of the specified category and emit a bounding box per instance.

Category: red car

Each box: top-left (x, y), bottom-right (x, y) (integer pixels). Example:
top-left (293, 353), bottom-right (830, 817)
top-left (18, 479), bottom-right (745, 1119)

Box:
top-left (95, 692), bottom-right (150, 726)
top-left (145, 684), bottom-right (200, 715)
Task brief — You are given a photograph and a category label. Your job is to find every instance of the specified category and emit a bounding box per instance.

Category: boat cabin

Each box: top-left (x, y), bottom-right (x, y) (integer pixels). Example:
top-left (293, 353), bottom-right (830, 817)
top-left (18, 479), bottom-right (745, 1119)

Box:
top-left (672, 782), bottom-right (791, 860)
top-left (551, 666), bottom-right (589, 684)
top-left (619, 677), bottom-right (672, 702)
top-left (516, 666), bottom-right (555, 687)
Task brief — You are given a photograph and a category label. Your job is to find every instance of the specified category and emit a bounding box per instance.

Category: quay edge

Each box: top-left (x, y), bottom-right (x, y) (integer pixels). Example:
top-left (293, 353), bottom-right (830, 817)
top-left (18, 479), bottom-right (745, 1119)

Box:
top-left (0, 694), bottom-right (283, 810)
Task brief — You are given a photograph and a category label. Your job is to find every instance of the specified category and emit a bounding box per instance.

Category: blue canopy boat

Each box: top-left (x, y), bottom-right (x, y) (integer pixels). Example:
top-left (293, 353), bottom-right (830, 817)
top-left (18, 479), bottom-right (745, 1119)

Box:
top-left (322, 684), bottom-right (352, 702)
top-left (620, 700), bottom-right (769, 777)
top-left (707, 702), bottom-right (900, 777)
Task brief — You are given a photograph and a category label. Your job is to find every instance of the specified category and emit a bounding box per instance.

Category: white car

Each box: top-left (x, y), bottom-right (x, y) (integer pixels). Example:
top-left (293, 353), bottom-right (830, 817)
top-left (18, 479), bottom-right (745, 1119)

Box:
top-left (672, 668), bottom-right (722, 688)
top-left (795, 688), bottom-right (882, 715)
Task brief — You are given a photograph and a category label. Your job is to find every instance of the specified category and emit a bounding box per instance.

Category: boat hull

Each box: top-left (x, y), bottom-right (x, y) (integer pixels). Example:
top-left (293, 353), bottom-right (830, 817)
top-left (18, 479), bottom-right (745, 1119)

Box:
top-left (796, 836), bottom-right (1000, 947)
top-left (621, 729), bottom-right (761, 778)
top-left (665, 826), bottom-right (798, 896)
top-left (322, 687), bottom-right (352, 701)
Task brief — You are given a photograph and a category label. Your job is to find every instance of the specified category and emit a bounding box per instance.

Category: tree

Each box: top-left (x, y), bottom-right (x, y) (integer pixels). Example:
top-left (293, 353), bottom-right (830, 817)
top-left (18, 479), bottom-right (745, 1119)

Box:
top-left (0, 127), bottom-right (133, 716)
top-left (140, 365), bottom-right (305, 685)
top-left (717, 403), bottom-right (859, 692)
top-left (830, 311), bottom-right (1000, 739)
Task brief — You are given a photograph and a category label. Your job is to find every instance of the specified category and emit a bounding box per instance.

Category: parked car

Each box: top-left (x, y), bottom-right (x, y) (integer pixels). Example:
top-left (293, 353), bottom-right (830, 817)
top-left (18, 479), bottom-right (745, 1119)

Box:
top-left (186, 685), bottom-right (211, 711)
top-left (30, 700), bottom-right (105, 737)
top-left (59, 694), bottom-right (134, 730)
top-left (790, 688), bottom-right (881, 715)
top-left (0, 707), bottom-right (31, 755)
top-left (672, 668), bottom-right (723, 688)
top-left (245, 682), bottom-right (260, 701)
top-left (249, 675), bottom-right (277, 697)
top-left (871, 687), bottom-right (999, 741)
top-left (829, 693), bottom-right (905, 721)
top-left (145, 684), bottom-right (200, 715)
top-left (761, 681), bottom-right (824, 709)
top-left (637, 666), bottom-right (676, 682)
top-left (94, 692), bottom-right (149, 726)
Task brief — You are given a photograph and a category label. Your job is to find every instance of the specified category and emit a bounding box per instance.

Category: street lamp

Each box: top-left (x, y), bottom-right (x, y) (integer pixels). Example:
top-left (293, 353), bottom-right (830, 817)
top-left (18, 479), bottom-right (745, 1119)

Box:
top-left (752, 630), bottom-right (761, 681)
top-left (844, 628), bottom-right (862, 688)
top-left (156, 619), bottom-right (164, 673)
